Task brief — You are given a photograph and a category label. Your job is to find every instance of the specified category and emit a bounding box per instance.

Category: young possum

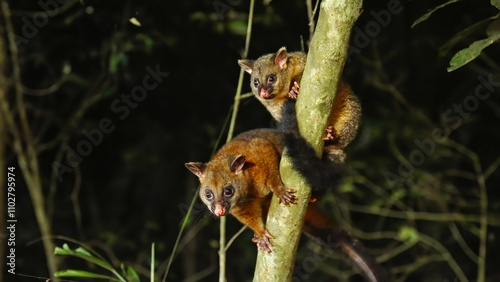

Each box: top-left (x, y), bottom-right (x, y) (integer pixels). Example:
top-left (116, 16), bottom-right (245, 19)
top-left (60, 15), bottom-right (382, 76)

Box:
top-left (238, 47), bottom-right (362, 163)
top-left (186, 129), bottom-right (295, 253)
top-left (185, 128), bottom-right (389, 281)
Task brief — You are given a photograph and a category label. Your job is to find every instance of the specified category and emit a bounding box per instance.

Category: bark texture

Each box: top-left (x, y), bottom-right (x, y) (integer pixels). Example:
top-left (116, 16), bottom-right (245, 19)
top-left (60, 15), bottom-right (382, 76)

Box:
top-left (253, 0), bottom-right (362, 280)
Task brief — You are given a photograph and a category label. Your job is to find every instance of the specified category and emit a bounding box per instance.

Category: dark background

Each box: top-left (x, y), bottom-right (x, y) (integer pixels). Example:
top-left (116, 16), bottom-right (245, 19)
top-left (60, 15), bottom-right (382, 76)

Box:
top-left (2, 0), bottom-right (500, 281)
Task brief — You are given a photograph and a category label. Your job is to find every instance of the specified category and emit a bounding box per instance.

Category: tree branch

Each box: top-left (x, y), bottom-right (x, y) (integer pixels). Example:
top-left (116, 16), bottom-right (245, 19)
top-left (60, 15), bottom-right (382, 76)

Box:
top-left (254, 0), bottom-right (362, 280)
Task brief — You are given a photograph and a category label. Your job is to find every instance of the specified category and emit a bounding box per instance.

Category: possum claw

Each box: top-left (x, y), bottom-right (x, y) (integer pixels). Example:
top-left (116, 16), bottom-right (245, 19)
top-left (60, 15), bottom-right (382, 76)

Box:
top-left (323, 125), bottom-right (336, 141)
top-left (252, 231), bottom-right (274, 253)
top-left (277, 188), bottom-right (297, 205)
top-left (288, 81), bottom-right (300, 99)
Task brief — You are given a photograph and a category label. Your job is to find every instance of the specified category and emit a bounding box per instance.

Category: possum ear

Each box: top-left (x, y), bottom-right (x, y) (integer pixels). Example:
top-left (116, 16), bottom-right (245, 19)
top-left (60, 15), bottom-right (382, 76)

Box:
top-left (275, 47), bottom-right (288, 69)
top-left (185, 162), bottom-right (206, 179)
top-left (238, 59), bottom-right (254, 74)
top-left (229, 155), bottom-right (246, 174)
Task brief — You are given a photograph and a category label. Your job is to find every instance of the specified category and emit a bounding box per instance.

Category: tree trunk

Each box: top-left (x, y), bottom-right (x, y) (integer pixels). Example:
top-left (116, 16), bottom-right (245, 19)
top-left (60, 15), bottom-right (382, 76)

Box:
top-left (253, 0), bottom-right (362, 280)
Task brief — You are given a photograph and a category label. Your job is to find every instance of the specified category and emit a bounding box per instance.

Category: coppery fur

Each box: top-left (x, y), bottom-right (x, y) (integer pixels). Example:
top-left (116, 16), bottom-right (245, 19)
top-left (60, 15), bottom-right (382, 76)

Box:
top-left (185, 129), bottom-right (295, 253)
top-left (238, 47), bottom-right (362, 163)
top-left (185, 129), bottom-right (389, 280)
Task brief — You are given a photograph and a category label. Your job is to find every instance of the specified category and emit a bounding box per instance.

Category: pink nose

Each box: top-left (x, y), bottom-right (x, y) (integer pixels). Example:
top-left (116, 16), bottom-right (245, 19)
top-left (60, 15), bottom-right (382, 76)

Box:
top-left (260, 89), bottom-right (270, 98)
top-left (214, 203), bottom-right (226, 216)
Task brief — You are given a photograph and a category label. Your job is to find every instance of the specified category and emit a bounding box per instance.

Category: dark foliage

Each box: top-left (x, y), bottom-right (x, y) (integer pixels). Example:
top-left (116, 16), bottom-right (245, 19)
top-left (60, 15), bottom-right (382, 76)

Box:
top-left (1, 0), bottom-right (500, 281)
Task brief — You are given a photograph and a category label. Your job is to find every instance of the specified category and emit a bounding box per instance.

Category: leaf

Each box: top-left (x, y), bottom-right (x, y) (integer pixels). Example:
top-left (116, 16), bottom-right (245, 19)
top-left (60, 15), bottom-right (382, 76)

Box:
top-left (448, 33), bottom-right (500, 72)
top-left (439, 15), bottom-right (499, 56)
top-left (492, 0), bottom-right (500, 10)
top-left (54, 243), bottom-right (114, 272)
top-left (129, 17), bottom-right (142, 27)
top-left (122, 264), bottom-right (140, 282)
top-left (136, 34), bottom-right (155, 53)
top-left (227, 21), bottom-right (247, 36)
top-left (55, 269), bottom-right (119, 281)
top-left (399, 226), bottom-right (419, 242)
top-left (75, 247), bottom-right (92, 257)
top-left (412, 0), bottom-right (461, 28)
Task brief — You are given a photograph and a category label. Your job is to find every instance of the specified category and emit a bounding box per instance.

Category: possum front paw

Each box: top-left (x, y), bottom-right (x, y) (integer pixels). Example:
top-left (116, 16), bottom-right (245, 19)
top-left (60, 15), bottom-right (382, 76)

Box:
top-left (252, 230), bottom-right (274, 253)
top-left (323, 125), bottom-right (336, 141)
top-left (276, 188), bottom-right (297, 205)
top-left (323, 125), bottom-right (335, 141)
top-left (288, 81), bottom-right (300, 99)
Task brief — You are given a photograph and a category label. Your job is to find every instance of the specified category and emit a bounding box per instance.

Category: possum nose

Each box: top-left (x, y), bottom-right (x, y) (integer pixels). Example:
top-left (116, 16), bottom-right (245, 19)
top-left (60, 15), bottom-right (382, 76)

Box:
top-left (260, 89), bottom-right (270, 98)
top-left (214, 203), bottom-right (226, 216)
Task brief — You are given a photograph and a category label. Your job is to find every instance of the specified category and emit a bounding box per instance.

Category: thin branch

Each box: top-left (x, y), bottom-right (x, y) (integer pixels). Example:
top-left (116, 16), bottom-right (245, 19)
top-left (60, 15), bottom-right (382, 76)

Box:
top-left (162, 185), bottom-right (201, 282)
top-left (442, 138), bottom-right (488, 282)
top-left (71, 165), bottom-right (84, 240)
top-left (443, 169), bottom-right (477, 181)
top-left (1, 1), bottom-right (59, 277)
top-left (345, 203), bottom-right (500, 226)
top-left (369, 43), bottom-right (435, 126)
top-left (219, 0), bottom-right (255, 281)
top-left (22, 78), bottom-right (66, 96)
top-left (418, 232), bottom-right (468, 282)
top-left (47, 75), bottom-right (109, 220)
top-left (448, 222), bottom-right (479, 263)
top-left (182, 264), bottom-right (218, 282)
top-left (484, 155), bottom-right (500, 180)
top-left (305, 0), bottom-right (316, 43)
top-left (392, 255), bottom-right (445, 282)
top-left (224, 226), bottom-right (247, 252)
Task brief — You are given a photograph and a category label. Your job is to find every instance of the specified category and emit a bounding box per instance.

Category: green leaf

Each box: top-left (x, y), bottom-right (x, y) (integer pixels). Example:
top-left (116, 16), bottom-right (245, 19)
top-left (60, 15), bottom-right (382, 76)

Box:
top-left (55, 269), bottom-right (119, 281)
top-left (75, 246), bottom-right (92, 256)
top-left (399, 226), bottom-right (419, 242)
top-left (492, 0), bottom-right (500, 10)
top-left (448, 33), bottom-right (500, 72)
top-left (439, 15), bottom-right (499, 56)
top-left (122, 264), bottom-right (140, 282)
top-left (227, 21), bottom-right (247, 36)
top-left (129, 17), bottom-right (142, 27)
top-left (412, 0), bottom-right (461, 28)
top-left (54, 243), bottom-right (114, 272)
top-left (338, 180), bottom-right (355, 193)
top-left (136, 34), bottom-right (155, 53)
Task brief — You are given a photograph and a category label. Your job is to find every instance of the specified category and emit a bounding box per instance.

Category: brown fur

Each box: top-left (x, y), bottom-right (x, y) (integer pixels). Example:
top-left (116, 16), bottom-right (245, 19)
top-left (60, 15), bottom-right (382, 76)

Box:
top-left (185, 129), bottom-right (389, 280)
top-left (238, 47), bottom-right (362, 163)
top-left (185, 129), bottom-right (295, 253)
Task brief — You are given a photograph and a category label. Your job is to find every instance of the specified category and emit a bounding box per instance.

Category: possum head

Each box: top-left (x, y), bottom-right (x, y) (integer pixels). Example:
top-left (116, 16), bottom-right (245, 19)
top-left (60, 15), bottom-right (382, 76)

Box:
top-left (238, 47), bottom-right (289, 100)
top-left (185, 154), bottom-right (249, 217)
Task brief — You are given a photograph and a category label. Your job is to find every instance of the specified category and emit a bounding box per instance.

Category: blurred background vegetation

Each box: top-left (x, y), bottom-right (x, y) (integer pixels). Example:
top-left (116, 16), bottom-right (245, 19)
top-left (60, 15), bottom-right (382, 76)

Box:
top-left (1, 0), bottom-right (500, 281)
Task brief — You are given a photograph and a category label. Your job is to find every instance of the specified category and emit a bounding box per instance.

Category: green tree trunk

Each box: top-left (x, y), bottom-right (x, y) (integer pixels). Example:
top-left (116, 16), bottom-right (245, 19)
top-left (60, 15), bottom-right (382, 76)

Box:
top-left (253, 0), bottom-right (362, 280)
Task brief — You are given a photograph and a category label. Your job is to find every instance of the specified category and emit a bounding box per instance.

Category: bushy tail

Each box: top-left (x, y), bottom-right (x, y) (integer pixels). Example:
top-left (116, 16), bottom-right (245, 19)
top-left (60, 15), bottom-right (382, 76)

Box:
top-left (277, 99), bottom-right (343, 192)
top-left (319, 230), bottom-right (391, 282)
top-left (304, 204), bottom-right (391, 281)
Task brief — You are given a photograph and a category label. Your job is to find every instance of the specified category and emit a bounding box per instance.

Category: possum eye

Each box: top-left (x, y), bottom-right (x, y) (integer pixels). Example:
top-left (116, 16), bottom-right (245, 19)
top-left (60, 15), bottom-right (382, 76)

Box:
top-left (205, 190), bottom-right (214, 200)
top-left (223, 186), bottom-right (234, 197)
top-left (253, 78), bottom-right (260, 88)
top-left (267, 75), bottom-right (276, 83)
